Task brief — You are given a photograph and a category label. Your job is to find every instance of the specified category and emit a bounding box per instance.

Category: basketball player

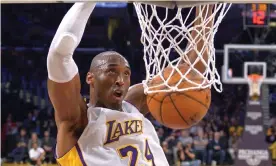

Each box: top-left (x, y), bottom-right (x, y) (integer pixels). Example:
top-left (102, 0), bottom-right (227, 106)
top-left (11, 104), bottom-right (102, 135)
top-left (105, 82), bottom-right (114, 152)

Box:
top-left (47, 2), bottom-right (213, 165)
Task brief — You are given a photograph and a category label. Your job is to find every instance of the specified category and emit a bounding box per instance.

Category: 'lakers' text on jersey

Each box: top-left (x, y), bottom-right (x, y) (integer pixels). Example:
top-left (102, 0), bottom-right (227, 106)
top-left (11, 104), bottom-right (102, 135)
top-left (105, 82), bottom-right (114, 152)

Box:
top-left (56, 101), bottom-right (169, 166)
top-left (104, 119), bottom-right (143, 145)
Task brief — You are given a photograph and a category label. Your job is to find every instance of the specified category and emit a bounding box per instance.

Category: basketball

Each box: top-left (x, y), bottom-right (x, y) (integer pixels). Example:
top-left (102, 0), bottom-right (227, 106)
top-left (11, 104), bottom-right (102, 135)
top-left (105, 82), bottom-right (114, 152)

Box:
top-left (147, 64), bottom-right (211, 129)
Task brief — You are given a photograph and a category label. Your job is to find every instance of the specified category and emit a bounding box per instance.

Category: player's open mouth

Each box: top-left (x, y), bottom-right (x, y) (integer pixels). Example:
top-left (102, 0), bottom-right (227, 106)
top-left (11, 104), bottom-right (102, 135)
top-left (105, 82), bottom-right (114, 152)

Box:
top-left (113, 90), bottom-right (123, 99)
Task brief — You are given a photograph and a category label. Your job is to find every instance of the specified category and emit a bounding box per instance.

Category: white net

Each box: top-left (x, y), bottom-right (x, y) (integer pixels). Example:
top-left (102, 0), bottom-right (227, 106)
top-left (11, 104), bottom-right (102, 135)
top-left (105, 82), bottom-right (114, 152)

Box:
top-left (133, 2), bottom-right (231, 94)
top-left (247, 75), bottom-right (263, 98)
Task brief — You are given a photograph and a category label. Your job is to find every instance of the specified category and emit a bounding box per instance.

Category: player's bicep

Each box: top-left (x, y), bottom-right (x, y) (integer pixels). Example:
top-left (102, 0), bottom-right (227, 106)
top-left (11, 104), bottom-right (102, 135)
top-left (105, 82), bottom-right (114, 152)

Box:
top-left (125, 83), bottom-right (149, 115)
top-left (48, 74), bottom-right (82, 127)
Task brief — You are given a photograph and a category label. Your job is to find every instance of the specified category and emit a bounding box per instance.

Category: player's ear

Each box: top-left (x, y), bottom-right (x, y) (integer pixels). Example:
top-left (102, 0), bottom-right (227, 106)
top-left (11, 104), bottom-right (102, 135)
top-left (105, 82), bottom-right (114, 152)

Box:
top-left (86, 71), bottom-right (95, 87)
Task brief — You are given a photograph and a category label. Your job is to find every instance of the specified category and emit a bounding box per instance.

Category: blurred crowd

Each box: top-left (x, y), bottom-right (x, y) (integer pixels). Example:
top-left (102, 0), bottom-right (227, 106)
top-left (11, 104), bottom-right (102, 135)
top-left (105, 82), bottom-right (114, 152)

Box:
top-left (1, 95), bottom-right (56, 165)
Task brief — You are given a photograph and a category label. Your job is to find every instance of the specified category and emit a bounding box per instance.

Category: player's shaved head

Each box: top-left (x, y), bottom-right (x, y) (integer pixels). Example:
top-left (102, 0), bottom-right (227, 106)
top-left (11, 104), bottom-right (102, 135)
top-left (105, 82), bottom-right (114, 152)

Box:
top-left (90, 51), bottom-right (129, 72)
top-left (86, 51), bottom-right (131, 111)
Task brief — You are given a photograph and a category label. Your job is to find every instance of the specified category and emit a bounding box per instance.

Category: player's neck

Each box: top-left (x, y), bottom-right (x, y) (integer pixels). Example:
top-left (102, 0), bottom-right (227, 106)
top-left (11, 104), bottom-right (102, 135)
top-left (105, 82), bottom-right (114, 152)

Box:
top-left (93, 101), bottom-right (123, 112)
top-left (89, 92), bottom-right (123, 111)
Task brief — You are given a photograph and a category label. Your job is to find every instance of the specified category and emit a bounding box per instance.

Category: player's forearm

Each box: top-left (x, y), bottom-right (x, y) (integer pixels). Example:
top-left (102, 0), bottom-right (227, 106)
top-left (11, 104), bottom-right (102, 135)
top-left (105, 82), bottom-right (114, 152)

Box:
top-left (187, 5), bottom-right (214, 73)
top-left (193, 5), bottom-right (214, 51)
top-left (47, 2), bottom-right (96, 83)
top-left (50, 2), bottom-right (96, 54)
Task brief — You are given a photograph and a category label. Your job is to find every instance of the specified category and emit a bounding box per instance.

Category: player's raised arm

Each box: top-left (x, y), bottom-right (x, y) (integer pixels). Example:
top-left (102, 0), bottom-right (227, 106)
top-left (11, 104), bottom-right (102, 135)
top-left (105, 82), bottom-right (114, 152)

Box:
top-left (47, 2), bottom-right (95, 127)
top-left (47, 2), bottom-right (95, 156)
top-left (186, 5), bottom-right (215, 73)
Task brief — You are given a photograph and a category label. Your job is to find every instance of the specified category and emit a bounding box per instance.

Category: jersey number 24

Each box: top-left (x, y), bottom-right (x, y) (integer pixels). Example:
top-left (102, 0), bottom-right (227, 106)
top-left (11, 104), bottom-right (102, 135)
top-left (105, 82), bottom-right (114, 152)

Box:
top-left (117, 139), bottom-right (155, 166)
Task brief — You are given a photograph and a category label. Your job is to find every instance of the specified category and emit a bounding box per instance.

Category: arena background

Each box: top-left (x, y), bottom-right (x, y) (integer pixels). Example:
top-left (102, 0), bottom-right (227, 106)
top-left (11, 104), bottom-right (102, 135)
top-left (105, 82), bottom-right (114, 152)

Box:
top-left (1, 2), bottom-right (276, 166)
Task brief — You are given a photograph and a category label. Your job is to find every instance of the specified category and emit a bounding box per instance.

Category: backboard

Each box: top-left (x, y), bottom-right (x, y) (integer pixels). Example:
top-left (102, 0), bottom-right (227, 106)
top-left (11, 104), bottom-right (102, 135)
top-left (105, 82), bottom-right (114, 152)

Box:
top-left (222, 44), bottom-right (276, 85)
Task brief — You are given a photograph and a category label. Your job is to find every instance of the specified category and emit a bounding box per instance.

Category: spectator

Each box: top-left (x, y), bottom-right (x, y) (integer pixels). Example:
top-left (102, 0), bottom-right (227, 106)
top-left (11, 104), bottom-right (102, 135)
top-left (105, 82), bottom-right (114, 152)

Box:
top-left (8, 142), bottom-right (26, 164)
top-left (176, 141), bottom-right (200, 166)
top-left (205, 121), bottom-right (217, 135)
top-left (269, 142), bottom-right (276, 165)
top-left (178, 130), bottom-right (193, 146)
top-left (11, 128), bottom-right (29, 162)
top-left (23, 112), bottom-right (35, 131)
top-left (193, 128), bottom-right (208, 164)
top-left (219, 130), bottom-right (229, 151)
top-left (162, 141), bottom-right (174, 165)
top-left (229, 118), bottom-right (243, 137)
top-left (32, 121), bottom-right (41, 136)
top-left (266, 125), bottom-right (276, 143)
top-left (16, 128), bottom-right (28, 149)
top-left (1, 114), bottom-right (18, 157)
top-left (164, 131), bottom-right (178, 149)
top-left (207, 131), bottom-right (214, 141)
top-left (228, 131), bottom-right (240, 160)
top-left (41, 130), bottom-right (55, 163)
top-left (189, 122), bottom-right (204, 137)
top-left (220, 115), bottom-right (230, 137)
top-left (207, 132), bottom-right (226, 165)
top-left (29, 142), bottom-right (45, 166)
top-left (28, 132), bottom-right (41, 151)
top-left (32, 109), bottom-right (40, 121)
top-left (184, 143), bottom-right (201, 166)
top-left (2, 114), bottom-right (18, 136)
top-left (176, 141), bottom-right (185, 166)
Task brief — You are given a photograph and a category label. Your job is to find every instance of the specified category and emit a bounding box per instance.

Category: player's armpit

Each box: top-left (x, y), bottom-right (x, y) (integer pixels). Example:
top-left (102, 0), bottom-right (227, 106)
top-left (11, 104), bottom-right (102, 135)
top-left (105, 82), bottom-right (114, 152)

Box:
top-left (125, 83), bottom-right (149, 115)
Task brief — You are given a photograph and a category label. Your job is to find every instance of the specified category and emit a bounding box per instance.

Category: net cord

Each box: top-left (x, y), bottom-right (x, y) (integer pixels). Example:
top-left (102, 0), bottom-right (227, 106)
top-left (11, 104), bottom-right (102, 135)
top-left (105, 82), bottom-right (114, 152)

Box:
top-left (134, 3), bottom-right (231, 94)
top-left (247, 75), bottom-right (264, 97)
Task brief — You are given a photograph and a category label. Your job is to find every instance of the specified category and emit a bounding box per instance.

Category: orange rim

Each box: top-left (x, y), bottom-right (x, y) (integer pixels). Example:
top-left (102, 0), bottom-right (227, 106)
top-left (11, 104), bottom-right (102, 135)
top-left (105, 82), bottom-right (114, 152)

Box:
top-left (247, 74), bottom-right (263, 83)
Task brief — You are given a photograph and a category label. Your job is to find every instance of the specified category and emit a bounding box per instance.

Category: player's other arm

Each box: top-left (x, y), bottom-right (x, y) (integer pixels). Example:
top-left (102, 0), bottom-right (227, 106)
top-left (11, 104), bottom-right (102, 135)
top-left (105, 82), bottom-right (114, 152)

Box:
top-left (186, 5), bottom-right (215, 73)
top-left (47, 2), bottom-right (96, 157)
top-left (125, 83), bottom-right (149, 115)
top-left (125, 5), bottom-right (214, 115)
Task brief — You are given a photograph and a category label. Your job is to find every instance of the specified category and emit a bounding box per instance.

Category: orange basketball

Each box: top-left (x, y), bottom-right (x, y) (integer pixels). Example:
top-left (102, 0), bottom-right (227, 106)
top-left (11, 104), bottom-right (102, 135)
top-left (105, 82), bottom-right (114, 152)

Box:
top-left (147, 64), bottom-right (211, 129)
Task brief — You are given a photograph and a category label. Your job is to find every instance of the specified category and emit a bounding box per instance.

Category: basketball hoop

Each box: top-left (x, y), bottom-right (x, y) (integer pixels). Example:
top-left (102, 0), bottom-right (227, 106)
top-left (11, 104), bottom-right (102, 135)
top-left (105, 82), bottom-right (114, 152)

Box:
top-left (134, 2), bottom-right (231, 94)
top-left (247, 74), bottom-right (263, 101)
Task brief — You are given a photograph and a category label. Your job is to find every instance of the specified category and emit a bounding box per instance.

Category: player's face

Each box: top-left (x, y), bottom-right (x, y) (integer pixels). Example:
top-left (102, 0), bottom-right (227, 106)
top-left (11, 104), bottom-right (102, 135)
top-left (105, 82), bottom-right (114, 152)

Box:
top-left (89, 55), bottom-right (131, 110)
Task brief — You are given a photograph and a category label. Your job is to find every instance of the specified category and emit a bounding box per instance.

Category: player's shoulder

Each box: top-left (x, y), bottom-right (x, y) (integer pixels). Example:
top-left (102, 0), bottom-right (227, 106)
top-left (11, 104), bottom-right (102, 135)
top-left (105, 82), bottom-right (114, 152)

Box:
top-left (122, 100), bottom-right (141, 114)
top-left (87, 104), bottom-right (103, 121)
